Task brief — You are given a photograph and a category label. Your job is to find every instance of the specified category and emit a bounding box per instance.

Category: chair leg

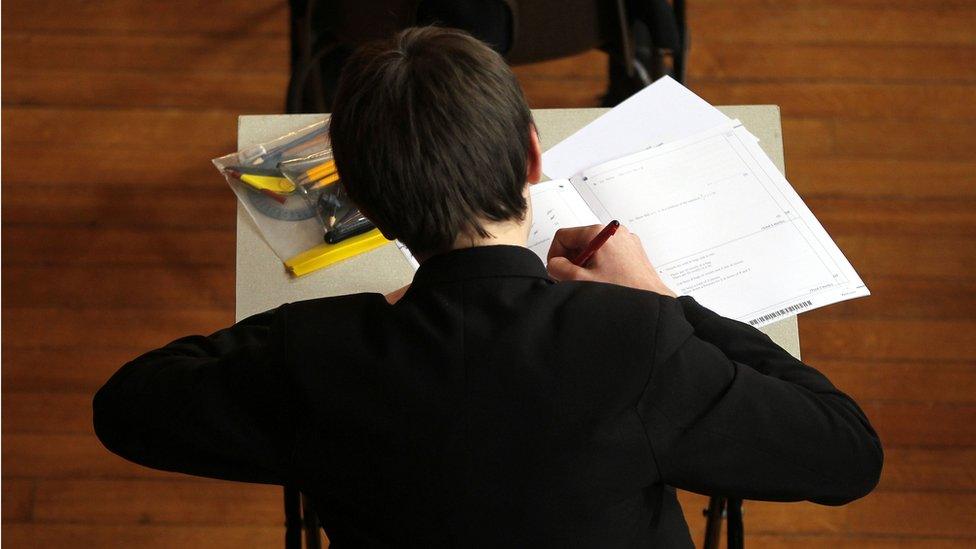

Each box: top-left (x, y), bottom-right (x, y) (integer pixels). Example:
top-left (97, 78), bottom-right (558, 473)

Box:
top-left (301, 493), bottom-right (323, 549)
top-left (702, 496), bottom-right (725, 549)
top-left (673, 0), bottom-right (688, 83)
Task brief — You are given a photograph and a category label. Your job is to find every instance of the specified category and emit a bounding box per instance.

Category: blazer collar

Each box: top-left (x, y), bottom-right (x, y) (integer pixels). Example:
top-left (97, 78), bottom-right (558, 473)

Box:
top-left (411, 245), bottom-right (553, 287)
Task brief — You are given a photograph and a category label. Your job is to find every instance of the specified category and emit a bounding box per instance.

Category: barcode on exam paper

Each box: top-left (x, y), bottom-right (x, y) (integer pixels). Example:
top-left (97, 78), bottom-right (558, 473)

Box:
top-left (748, 300), bottom-right (812, 326)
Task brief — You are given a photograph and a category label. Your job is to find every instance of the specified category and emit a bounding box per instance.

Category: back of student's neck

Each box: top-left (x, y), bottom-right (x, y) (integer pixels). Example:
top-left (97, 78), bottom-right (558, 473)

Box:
top-left (414, 222), bottom-right (530, 264)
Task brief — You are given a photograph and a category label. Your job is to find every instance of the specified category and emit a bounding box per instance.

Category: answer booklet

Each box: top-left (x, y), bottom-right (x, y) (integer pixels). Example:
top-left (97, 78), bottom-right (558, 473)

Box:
top-left (398, 77), bottom-right (868, 326)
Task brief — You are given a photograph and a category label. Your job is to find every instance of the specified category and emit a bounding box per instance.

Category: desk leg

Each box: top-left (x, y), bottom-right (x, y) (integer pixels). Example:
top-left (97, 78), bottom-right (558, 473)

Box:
top-left (284, 486), bottom-right (302, 549)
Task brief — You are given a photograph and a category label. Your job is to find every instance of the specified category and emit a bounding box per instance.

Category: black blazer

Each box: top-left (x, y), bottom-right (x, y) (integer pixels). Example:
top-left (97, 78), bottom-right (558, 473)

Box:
top-left (94, 245), bottom-right (882, 548)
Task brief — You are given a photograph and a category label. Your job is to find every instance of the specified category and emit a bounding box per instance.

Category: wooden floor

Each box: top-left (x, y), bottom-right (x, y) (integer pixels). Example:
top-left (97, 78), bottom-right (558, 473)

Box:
top-left (3, 1), bottom-right (975, 547)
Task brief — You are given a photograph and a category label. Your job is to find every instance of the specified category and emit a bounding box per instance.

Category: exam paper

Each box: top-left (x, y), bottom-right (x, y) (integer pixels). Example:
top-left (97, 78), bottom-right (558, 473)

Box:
top-left (525, 180), bottom-right (602, 260)
top-left (541, 76), bottom-right (730, 180)
top-left (570, 122), bottom-right (869, 326)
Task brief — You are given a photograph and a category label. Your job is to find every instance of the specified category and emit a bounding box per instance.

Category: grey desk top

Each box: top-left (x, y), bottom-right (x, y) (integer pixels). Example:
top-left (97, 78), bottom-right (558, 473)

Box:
top-left (236, 106), bottom-right (800, 358)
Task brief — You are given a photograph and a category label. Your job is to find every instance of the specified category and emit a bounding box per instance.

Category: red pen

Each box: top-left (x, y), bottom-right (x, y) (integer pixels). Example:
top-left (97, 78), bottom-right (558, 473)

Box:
top-left (571, 220), bottom-right (620, 266)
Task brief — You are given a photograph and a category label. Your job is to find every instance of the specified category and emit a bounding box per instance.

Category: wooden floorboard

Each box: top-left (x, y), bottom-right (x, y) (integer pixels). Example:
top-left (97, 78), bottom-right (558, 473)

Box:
top-left (2, 265), bottom-right (236, 309)
top-left (3, 0), bottom-right (974, 547)
top-left (2, 32), bottom-right (290, 73)
top-left (696, 82), bottom-right (976, 119)
top-left (1, 524), bottom-right (285, 549)
top-left (786, 158), bottom-right (976, 199)
top-left (679, 490), bottom-right (976, 538)
top-left (3, 308), bottom-right (234, 350)
top-left (1, 1), bottom-right (289, 35)
top-left (807, 197), bottom-right (976, 237)
top-left (1, 186), bottom-right (237, 229)
top-left (3, 348), bottom-right (197, 393)
top-left (3, 433), bottom-right (208, 480)
top-left (688, 6), bottom-right (976, 46)
top-left (2, 480), bottom-right (35, 522)
top-left (33, 479), bottom-right (283, 525)
top-left (5, 68), bottom-right (288, 110)
top-left (4, 107), bottom-right (241, 148)
top-left (689, 42), bottom-right (976, 83)
top-left (815, 359), bottom-right (976, 403)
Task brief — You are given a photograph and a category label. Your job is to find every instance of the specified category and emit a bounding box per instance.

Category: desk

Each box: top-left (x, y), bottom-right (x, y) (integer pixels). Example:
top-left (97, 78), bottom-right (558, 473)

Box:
top-left (235, 107), bottom-right (800, 359)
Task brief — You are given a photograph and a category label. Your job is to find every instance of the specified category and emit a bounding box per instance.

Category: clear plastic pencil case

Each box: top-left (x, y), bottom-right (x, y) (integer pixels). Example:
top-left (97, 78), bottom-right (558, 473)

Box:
top-left (212, 120), bottom-right (388, 276)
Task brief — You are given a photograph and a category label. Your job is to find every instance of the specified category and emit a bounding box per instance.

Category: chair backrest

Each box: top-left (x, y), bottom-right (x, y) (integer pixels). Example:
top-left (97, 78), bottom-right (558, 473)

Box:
top-left (285, 1), bottom-right (687, 129)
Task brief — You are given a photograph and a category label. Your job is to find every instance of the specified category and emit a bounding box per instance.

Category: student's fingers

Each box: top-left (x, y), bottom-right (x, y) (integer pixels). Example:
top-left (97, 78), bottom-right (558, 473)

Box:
top-left (547, 225), bottom-right (605, 262)
top-left (546, 256), bottom-right (594, 282)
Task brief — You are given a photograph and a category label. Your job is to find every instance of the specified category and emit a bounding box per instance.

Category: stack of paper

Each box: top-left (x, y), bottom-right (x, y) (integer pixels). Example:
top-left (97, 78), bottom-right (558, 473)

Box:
top-left (399, 77), bottom-right (869, 327)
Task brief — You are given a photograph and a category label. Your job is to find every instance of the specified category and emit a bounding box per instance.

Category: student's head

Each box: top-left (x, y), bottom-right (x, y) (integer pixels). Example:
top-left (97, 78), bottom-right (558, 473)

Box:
top-left (329, 26), bottom-right (539, 256)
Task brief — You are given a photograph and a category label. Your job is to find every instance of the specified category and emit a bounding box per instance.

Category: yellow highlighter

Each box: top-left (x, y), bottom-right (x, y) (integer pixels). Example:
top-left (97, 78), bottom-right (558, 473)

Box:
top-left (226, 169), bottom-right (296, 194)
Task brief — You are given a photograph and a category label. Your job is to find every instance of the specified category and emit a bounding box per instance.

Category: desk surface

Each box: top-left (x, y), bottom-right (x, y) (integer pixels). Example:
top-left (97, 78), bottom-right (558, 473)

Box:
top-left (236, 106), bottom-right (800, 358)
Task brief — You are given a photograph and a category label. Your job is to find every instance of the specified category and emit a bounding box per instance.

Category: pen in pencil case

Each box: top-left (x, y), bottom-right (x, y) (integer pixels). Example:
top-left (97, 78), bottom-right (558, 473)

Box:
top-left (325, 216), bottom-right (376, 244)
top-left (237, 126), bottom-right (328, 166)
top-left (264, 133), bottom-right (329, 165)
top-left (223, 165), bottom-right (283, 176)
top-left (317, 194), bottom-right (343, 228)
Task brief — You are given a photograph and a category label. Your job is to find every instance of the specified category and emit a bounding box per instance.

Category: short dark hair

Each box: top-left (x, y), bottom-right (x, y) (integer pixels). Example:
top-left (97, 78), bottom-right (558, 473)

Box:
top-left (329, 26), bottom-right (534, 254)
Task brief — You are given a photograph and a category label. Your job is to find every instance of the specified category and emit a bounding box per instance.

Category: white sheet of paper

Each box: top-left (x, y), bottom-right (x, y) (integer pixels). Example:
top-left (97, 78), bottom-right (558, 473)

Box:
top-left (541, 76), bottom-right (730, 180)
top-left (395, 240), bottom-right (421, 270)
top-left (395, 180), bottom-right (600, 269)
top-left (570, 122), bottom-right (869, 326)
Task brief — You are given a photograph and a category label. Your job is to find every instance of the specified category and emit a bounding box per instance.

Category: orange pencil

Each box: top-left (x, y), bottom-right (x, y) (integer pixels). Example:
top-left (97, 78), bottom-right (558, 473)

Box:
top-left (305, 160), bottom-right (336, 180)
top-left (309, 172), bottom-right (340, 190)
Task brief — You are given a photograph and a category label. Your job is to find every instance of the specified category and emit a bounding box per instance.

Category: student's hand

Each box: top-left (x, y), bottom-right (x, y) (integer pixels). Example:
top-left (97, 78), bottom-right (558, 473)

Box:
top-left (385, 284), bottom-right (410, 304)
top-left (546, 224), bottom-right (677, 297)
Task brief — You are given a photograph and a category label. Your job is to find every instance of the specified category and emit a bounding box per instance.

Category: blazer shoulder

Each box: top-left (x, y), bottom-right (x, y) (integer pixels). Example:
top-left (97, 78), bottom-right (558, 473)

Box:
top-left (552, 280), bottom-right (671, 315)
top-left (557, 282), bottom-right (697, 366)
top-left (275, 292), bottom-right (390, 339)
top-left (285, 292), bottom-right (388, 315)
top-left (550, 280), bottom-right (684, 344)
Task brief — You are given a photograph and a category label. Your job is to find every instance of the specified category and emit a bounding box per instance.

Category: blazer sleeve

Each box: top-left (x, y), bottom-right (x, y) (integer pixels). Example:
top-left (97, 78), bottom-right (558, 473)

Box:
top-left (92, 306), bottom-right (296, 485)
top-left (636, 296), bottom-right (883, 505)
